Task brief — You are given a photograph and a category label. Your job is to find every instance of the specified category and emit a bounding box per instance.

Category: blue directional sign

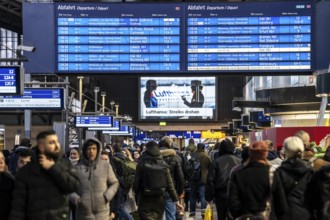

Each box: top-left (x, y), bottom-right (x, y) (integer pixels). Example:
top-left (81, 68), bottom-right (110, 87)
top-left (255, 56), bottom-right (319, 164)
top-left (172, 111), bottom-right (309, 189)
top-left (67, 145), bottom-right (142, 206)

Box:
top-left (0, 67), bottom-right (21, 96)
top-left (102, 125), bottom-right (133, 136)
top-left (0, 88), bottom-right (64, 109)
top-left (75, 115), bottom-right (113, 128)
top-left (87, 118), bottom-right (121, 130)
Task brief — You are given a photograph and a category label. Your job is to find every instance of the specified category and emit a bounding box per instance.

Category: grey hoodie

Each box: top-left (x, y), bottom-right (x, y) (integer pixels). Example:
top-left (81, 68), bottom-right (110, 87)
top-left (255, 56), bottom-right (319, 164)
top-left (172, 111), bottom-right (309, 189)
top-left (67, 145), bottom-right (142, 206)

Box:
top-left (70, 138), bottom-right (119, 220)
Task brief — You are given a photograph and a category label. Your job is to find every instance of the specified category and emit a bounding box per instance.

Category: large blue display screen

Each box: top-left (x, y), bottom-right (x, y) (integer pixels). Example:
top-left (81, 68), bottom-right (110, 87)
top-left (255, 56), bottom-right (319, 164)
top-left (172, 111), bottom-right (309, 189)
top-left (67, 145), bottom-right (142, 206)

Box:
top-left (186, 3), bottom-right (313, 71)
top-left (24, 1), bottom-right (315, 74)
top-left (56, 3), bottom-right (182, 72)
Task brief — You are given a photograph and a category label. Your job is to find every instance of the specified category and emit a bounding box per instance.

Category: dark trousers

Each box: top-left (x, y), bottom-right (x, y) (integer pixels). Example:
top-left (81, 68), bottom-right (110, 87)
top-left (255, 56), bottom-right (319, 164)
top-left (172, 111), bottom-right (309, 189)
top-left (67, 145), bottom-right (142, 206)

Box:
top-left (214, 190), bottom-right (228, 220)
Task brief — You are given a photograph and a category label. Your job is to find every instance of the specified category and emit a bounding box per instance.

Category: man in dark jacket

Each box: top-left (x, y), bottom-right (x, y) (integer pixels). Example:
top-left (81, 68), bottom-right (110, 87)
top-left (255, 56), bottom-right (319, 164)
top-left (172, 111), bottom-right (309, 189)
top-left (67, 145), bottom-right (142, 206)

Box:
top-left (189, 143), bottom-right (211, 218)
top-left (159, 140), bottom-right (185, 220)
top-left (206, 139), bottom-right (241, 220)
top-left (133, 140), bottom-right (180, 220)
top-left (9, 130), bottom-right (80, 220)
top-left (228, 141), bottom-right (271, 219)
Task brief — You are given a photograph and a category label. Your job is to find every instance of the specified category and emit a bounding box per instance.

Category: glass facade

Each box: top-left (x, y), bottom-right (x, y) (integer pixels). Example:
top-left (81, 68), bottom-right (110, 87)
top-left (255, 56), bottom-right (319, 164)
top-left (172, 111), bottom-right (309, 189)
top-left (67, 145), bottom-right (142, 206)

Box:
top-left (0, 28), bottom-right (19, 66)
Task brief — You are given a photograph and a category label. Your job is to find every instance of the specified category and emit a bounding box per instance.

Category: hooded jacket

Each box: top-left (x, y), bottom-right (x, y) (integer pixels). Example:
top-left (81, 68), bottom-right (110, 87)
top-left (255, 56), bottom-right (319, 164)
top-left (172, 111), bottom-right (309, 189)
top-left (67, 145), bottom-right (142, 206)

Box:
top-left (160, 148), bottom-right (185, 195)
top-left (133, 143), bottom-right (179, 220)
top-left (193, 147), bottom-right (212, 184)
top-left (272, 158), bottom-right (313, 220)
top-left (70, 138), bottom-right (119, 220)
top-left (10, 147), bottom-right (80, 220)
top-left (206, 140), bottom-right (241, 201)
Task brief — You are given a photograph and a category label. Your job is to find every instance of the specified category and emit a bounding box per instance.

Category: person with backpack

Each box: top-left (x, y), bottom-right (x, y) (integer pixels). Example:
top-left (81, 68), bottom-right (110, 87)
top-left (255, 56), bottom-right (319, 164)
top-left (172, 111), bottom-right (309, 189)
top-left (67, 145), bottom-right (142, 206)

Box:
top-left (272, 136), bottom-right (313, 220)
top-left (112, 143), bottom-right (137, 220)
top-left (187, 143), bottom-right (211, 218)
top-left (206, 139), bottom-right (241, 220)
top-left (133, 140), bottom-right (181, 220)
top-left (159, 140), bottom-right (185, 220)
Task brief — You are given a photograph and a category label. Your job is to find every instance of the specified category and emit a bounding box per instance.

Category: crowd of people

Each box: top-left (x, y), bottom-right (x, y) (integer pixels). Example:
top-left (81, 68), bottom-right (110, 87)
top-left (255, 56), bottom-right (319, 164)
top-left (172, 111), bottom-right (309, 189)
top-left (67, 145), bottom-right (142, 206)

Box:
top-left (1, 129), bottom-right (330, 220)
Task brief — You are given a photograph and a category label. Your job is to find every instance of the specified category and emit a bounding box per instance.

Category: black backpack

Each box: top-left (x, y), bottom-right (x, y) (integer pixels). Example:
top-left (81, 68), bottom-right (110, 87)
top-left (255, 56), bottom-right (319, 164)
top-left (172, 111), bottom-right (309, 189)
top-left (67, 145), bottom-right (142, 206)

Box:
top-left (143, 160), bottom-right (168, 197)
top-left (185, 154), bottom-right (201, 182)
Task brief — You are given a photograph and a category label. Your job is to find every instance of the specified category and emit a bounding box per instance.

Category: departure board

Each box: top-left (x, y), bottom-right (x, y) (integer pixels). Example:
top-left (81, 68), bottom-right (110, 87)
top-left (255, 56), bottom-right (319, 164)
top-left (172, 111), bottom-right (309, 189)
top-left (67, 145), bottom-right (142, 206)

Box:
top-left (186, 2), bottom-right (313, 71)
top-left (0, 67), bottom-right (21, 96)
top-left (56, 3), bottom-right (182, 72)
top-left (0, 88), bottom-right (64, 109)
top-left (75, 115), bottom-right (113, 128)
top-left (50, 1), bottom-right (314, 74)
top-left (88, 119), bottom-right (121, 130)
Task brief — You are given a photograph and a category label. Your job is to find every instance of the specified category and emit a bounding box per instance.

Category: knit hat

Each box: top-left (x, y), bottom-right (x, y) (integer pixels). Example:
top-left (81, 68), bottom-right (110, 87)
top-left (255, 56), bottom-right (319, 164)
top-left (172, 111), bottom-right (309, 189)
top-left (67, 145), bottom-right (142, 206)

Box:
top-left (283, 136), bottom-right (304, 159)
top-left (218, 139), bottom-right (235, 156)
top-left (249, 141), bottom-right (268, 164)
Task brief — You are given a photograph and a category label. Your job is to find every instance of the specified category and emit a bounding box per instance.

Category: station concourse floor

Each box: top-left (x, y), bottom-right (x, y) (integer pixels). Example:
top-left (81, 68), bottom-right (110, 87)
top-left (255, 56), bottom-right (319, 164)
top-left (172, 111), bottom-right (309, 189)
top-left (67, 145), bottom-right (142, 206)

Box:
top-left (182, 203), bottom-right (217, 220)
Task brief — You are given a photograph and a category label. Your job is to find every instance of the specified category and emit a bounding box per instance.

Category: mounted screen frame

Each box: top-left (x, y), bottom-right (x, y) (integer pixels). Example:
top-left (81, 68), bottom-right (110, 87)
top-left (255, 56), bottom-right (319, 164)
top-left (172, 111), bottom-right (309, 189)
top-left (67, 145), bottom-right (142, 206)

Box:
top-left (0, 88), bottom-right (64, 110)
top-left (75, 115), bottom-right (113, 128)
top-left (23, 1), bottom-right (316, 75)
top-left (0, 66), bottom-right (23, 96)
top-left (139, 76), bottom-right (217, 121)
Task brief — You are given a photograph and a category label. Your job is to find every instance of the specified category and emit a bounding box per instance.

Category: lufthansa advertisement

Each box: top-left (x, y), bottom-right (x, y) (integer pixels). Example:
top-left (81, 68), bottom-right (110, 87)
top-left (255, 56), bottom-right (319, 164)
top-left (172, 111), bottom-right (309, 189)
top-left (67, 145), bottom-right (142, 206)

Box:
top-left (140, 77), bottom-right (216, 121)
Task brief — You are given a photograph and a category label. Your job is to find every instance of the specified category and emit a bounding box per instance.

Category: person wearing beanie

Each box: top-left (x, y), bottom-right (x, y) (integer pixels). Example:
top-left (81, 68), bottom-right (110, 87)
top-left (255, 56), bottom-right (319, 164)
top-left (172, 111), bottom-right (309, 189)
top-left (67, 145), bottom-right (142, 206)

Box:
top-left (272, 136), bottom-right (313, 220)
top-left (188, 143), bottom-right (211, 218)
top-left (228, 141), bottom-right (272, 219)
top-left (133, 141), bottom-right (180, 220)
top-left (206, 139), bottom-right (241, 220)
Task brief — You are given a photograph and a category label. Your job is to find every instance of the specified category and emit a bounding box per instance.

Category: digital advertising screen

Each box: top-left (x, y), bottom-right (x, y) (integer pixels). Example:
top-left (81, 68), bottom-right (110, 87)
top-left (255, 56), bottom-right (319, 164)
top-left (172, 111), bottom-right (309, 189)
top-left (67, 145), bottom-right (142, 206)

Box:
top-left (139, 77), bottom-right (216, 121)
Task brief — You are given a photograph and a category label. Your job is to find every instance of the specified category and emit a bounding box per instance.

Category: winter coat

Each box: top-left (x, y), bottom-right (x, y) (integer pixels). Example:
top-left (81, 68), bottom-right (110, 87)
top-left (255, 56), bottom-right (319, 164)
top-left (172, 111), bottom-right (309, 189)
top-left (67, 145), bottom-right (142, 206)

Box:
top-left (228, 161), bottom-right (271, 219)
top-left (206, 154), bottom-right (241, 201)
top-left (193, 149), bottom-right (211, 184)
top-left (9, 147), bottom-right (80, 220)
top-left (70, 138), bottom-right (119, 220)
top-left (0, 172), bottom-right (14, 220)
top-left (160, 148), bottom-right (185, 195)
top-left (133, 145), bottom-right (179, 220)
top-left (272, 158), bottom-right (313, 220)
top-left (307, 165), bottom-right (330, 219)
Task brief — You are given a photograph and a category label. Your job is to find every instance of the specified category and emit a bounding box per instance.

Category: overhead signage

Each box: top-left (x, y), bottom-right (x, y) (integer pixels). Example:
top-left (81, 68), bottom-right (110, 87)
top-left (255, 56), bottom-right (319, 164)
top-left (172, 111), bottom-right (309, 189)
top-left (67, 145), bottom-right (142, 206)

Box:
top-left (75, 115), bottom-right (113, 128)
top-left (0, 88), bottom-right (64, 109)
top-left (0, 66), bottom-right (22, 96)
top-left (201, 131), bottom-right (226, 139)
top-left (87, 119), bottom-right (121, 130)
top-left (102, 125), bottom-right (134, 136)
top-left (23, 1), bottom-right (315, 74)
